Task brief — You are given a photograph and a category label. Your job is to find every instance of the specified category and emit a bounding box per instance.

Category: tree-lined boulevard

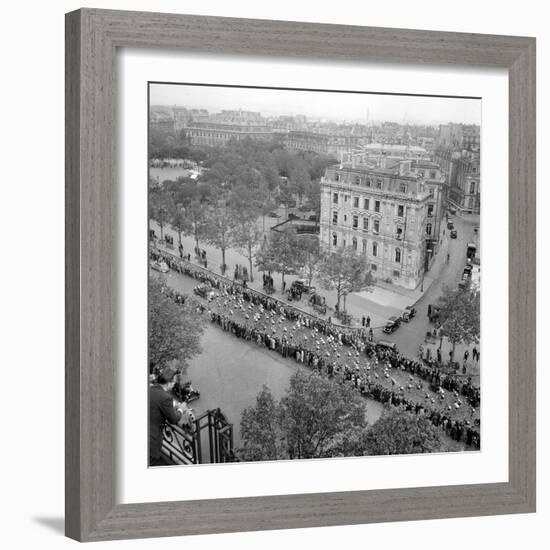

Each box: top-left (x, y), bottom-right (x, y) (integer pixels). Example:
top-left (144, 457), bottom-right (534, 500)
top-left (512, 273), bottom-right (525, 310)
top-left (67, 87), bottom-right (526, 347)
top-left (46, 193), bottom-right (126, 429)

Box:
top-left (148, 134), bottom-right (481, 461)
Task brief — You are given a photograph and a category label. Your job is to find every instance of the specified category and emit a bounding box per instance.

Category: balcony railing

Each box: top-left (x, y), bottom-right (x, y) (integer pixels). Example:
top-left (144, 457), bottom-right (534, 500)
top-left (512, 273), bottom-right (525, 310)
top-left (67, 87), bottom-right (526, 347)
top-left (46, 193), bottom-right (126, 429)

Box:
top-left (161, 408), bottom-right (239, 465)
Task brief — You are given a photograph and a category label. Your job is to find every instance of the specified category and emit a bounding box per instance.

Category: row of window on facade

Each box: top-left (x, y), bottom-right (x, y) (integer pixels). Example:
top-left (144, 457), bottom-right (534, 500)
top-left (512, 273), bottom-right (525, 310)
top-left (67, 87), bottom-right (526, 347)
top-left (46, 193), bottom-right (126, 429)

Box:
top-left (331, 193), bottom-right (423, 218)
top-left (332, 211), bottom-right (433, 237)
top-left (333, 174), bottom-right (414, 193)
top-left (331, 233), bottom-right (402, 263)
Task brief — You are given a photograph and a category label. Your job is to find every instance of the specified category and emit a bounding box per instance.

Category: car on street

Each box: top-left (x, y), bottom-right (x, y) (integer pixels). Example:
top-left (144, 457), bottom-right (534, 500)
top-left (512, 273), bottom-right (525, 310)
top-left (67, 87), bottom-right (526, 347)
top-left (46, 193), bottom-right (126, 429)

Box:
top-left (463, 264), bottom-right (473, 277)
top-left (193, 284), bottom-right (216, 300)
top-left (450, 229), bottom-right (458, 239)
top-left (291, 279), bottom-right (316, 294)
top-left (401, 305), bottom-right (417, 322)
top-left (375, 340), bottom-right (398, 353)
top-left (447, 221), bottom-right (454, 230)
top-left (309, 292), bottom-right (327, 314)
top-left (150, 260), bottom-right (169, 273)
top-left (383, 316), bottom-right (401, 334)
top-left (428, 305), bottom-right (440, 324)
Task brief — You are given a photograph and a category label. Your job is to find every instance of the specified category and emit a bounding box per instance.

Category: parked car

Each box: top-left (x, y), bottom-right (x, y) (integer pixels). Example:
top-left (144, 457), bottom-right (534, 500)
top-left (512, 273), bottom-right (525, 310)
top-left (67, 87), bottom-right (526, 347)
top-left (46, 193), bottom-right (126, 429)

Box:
top-left (447, 221), bottom-right (454, 230)
top-left (150, 260), bottom-right (169, 273)
top-left (309, 292), bottom-right (327, 314)
top-left (291, 279), bottom-right (316, 294)
top-left (383, 316), bottom-right (401, 334)
top-left (401, 305), bottom-right (417, 322)
top-left (376, 340), bottom-right (398, 353)
top-left (450, 229), bottom-right (458, 239)
top-left (193, 284), bottom-right (216, 300)
top-left (449, 207), bottom-right (457, 215)
top-left (463, 264), bottom-right (473, 277)
top-left (428, 305), bottom-right (440, 324)
top-left (308, 214), bottom-right (318, 222)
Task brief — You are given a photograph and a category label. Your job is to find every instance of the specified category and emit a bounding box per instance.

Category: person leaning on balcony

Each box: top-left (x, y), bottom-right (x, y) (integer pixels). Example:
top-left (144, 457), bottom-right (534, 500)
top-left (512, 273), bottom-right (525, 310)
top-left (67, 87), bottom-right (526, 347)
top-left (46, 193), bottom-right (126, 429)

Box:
top-left (149, 367), bottom-right (187, 467)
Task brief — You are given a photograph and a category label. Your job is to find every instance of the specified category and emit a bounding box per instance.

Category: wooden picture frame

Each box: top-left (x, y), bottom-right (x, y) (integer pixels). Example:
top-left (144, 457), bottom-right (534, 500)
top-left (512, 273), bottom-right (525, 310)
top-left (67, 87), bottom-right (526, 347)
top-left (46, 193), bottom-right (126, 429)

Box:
top-left (65, 8), bottom-right (536, 542)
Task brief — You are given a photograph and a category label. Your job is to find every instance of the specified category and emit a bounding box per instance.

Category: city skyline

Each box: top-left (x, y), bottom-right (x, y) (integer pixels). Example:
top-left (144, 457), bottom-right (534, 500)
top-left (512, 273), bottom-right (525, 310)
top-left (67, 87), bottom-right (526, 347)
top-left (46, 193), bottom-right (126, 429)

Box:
top-left (150, 83), bottom-right (481, 126)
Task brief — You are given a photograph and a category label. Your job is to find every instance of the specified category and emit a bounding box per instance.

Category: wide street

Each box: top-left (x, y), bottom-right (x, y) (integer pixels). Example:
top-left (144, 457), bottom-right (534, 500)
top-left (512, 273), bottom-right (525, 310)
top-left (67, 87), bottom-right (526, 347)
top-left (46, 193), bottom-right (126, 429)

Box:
top-left (151, 209), bottom-right (479, 369)
top-left (152, 260), bottom-right (477, 451)
top-left (381, 214), bottom-right (480, 360)
top-left (155, 268), bottom-right (385, 447)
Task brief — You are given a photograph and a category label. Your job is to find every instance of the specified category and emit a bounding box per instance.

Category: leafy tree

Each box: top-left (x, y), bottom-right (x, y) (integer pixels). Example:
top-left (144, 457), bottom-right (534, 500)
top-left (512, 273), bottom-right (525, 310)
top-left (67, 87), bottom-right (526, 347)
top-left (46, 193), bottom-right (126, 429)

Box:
top-left (304, 180), bottom-right (321, 218)
top-left (233, 216), bottom-right (263, 283)
top-left (203, 195), bottom-right (238, 273)
top-left (170, 206), bottom-right (188, 246)
top-left (149, 189), bottom-right (174, 241)
top-left (238, 371), bottom-right (369, 461)
top-left (364, 409), bottom-right (442, 455)
top-left (278, 178), bottom-right (295, 218)
top-left (279, 370), bottom-right (369, 459)
top-left (299, 234), bottom-right (322, 288)
top-left (308, 153), bottom-right (338, 181)
top-left (184, 199), bottom-right (207, 255)
top-left (289, 163), bottom-right (311, 207)
top-left (239, 386), bottom-right (286, 461)
top-left (255, 238), bottom-right (279, 276)
top-left (255, 228), bottom-right (305, 289)
top-left (435, 285), bottom-right (480, 361)
top-left (317, 246), bottom-right (374, 311)
top-left (148, 277), bottom-right (206, 373)
top-left (258, 155), bottom-right (280, 192)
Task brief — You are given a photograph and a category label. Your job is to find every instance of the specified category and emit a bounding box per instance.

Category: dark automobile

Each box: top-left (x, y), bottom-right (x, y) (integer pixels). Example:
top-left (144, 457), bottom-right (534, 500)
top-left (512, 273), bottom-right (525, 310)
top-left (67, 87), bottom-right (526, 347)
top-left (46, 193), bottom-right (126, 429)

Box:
top-left (428, 305), bottom-right (440, 324)
top-left (383, 316), bottom-right (401, 334)
top-left (463, 264), bottom-right (473, 277)
top-left (401, 305), bottom-right (417, 322)
top-left (193, 284), bottom-right (216, 300)
top-left (450, 229), bottom-right (458, 239)
top-left (447, 221), bottom-right (454, 230)
top-left (292, 279), bottom-right (316, 294)
top-left (309, 292), bottom-right (327, 313)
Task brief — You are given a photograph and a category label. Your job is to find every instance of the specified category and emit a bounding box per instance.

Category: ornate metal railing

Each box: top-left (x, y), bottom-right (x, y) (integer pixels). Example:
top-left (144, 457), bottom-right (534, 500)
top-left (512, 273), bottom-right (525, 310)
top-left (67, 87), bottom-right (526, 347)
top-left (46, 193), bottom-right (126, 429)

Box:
top-left (161, 423), bottom-right (198, 465)
top-left (161, 408), bottom-right (239, 465)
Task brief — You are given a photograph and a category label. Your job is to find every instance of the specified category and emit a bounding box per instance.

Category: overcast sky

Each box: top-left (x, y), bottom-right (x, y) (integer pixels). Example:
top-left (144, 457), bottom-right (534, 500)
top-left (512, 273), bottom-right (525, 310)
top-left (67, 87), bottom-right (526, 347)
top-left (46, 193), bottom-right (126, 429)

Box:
top-left (150, 83), bottom-right (481, 125)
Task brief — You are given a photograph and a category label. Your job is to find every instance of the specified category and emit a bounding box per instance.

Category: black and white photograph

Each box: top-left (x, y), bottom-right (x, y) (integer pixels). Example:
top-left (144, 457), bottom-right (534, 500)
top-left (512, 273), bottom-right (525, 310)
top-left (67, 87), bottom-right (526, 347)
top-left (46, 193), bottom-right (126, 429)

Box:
top-left (148, 82), bottom-right (481, 467)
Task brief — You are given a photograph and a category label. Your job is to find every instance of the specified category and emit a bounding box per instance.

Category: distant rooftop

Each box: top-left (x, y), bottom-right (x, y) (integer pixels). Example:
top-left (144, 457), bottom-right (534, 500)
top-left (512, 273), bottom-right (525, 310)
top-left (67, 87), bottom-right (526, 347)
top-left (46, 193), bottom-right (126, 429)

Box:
top-left (364, 143), bottom-right (427, 153)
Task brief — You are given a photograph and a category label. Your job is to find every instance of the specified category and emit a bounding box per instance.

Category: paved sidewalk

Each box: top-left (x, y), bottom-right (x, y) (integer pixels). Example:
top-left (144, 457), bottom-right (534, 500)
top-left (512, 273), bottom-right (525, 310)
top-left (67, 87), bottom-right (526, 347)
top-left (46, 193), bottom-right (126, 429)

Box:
top-left (150, 212), bottom-right (476, 340)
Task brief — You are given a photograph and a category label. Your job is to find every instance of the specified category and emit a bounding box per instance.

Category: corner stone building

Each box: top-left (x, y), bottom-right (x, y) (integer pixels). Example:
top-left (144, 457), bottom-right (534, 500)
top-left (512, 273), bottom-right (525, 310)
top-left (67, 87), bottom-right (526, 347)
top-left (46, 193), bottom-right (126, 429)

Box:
top-left (320, 163), bottom-right (433, 290)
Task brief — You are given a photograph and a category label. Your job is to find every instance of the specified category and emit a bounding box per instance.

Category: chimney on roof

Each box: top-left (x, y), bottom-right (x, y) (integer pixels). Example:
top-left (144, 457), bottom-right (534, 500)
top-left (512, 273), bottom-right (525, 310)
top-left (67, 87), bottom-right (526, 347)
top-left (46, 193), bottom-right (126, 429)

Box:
top-left (399, 160), bottom-right (412, 176)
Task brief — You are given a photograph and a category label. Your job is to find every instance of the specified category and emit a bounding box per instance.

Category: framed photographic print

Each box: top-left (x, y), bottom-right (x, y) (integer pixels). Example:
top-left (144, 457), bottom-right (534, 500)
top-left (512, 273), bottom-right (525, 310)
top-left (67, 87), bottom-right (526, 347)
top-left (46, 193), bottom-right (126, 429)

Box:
top-left (65, 8), bottom-right (536, 542)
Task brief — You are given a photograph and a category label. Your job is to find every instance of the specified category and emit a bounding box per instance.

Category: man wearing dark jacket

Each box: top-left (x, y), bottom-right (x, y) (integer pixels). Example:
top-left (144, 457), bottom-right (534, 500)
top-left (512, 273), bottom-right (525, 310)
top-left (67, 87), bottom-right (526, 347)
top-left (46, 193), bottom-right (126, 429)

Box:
top-left (149, 368), bottom-right (185, 466)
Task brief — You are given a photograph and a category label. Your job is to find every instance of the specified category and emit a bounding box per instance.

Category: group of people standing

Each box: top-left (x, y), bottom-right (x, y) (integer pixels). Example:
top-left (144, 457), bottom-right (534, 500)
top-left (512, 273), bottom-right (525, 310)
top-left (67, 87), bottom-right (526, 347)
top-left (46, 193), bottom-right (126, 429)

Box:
top-left (151, 248), bottom-right (480, 449)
